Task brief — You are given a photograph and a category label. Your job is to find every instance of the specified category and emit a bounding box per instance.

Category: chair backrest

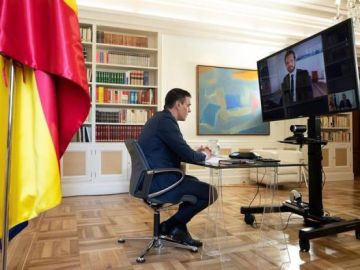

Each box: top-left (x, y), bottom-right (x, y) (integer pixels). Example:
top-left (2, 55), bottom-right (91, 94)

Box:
top-left (125, 140), bottom-right (152, 199)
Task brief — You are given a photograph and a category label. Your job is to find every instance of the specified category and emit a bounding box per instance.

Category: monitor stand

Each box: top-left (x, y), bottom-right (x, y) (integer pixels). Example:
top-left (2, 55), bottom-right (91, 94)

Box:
top-left (240, 115), bottom-right (360, 252)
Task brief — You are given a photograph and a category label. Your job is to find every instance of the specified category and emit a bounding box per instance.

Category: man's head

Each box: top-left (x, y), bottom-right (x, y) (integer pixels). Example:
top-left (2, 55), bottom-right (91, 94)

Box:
top-left (284, 50), bottom-right (296, 73)
top-left (164, 88), bottom-right (192, 121)
top-left (342, 93), bottom-right (347, 100)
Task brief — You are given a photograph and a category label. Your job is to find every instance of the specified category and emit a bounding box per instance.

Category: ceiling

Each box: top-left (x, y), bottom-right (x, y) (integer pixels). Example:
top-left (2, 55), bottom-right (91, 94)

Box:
top-left (77, 0), bottom-right (359, 51)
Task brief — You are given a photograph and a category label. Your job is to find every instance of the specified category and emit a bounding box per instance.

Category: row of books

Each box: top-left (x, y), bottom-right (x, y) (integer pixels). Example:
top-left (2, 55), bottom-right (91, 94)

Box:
top-left (96, 70), bottom-right (150, 85)
top-left (72, 126), bottom-right (91, 143)
top-left (96, 125), bottom-right (144, 142)
top-left (96, 87), bottom-right (155, 105)
top-left (321, 131), bottom-right (351, 142)
top-left (72, 124), bottom-right (147, 142)
top-left (96, 108), bottom-right (155, 124)
top-left (321, 115), bottom-right (349, 128)
top-left (80, 26), bottom-right (92, 42)
top-left (96, 49), bottom-right (151, 67)
top-left (96, 30), bottom-right (148, 48)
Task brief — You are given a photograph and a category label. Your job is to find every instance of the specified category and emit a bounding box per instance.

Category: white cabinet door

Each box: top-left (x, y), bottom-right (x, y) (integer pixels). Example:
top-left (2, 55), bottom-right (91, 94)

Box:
top-left (61, 143), bottom-right (130, 196)
top-left (92, 143), bottom-right (130, 194)
top-left (333, 144), bottom-right (352, 169)
top-left (322, 143), bottom-right (353, 181)
top-left (61, 143), bottom-right (93, 196)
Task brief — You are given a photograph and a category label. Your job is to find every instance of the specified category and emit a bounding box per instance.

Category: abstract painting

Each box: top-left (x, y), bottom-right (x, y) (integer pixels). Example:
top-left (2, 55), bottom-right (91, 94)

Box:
top-left (197, 65), bottom-right (269, 135)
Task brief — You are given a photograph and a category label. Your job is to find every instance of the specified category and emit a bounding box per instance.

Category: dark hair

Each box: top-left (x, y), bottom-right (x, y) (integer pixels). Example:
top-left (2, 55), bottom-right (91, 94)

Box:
top-left (164, 88), bottom-right (191, 109)
top-left (284, 50), bottom-right (296, 61)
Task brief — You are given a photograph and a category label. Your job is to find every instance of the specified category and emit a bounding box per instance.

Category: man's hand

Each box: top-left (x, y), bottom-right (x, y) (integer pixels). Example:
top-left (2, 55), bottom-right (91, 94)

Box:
top-left (197, 145), bottom-right (212, 159)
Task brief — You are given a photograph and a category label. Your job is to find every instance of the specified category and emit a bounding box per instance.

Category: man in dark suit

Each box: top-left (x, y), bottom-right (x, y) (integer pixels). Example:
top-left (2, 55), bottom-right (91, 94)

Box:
top-left (138, 88), bottom-right (217, 247)
top-left (281, 50), bottom-right (313, 105)
top-left (339, 93), bottom-right (352, 110)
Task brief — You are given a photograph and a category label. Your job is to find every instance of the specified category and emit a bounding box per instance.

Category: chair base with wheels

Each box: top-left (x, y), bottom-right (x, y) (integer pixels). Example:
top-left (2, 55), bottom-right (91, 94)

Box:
top-left (121, 140), bottom-right (199, 263)
top-left (118, 202), bottom-right (198, 263)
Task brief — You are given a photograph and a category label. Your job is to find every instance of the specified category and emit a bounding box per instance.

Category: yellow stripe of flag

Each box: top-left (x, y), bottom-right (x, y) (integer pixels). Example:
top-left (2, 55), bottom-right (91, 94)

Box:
top-left (0, 56), bottom-right (61, 235)
top-left (64, 0), bottom-right (78, 14)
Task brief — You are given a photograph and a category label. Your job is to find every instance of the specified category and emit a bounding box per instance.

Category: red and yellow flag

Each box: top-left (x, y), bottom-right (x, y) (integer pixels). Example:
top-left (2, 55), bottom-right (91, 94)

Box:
top-left (0, 0), bottom-right (90, 236)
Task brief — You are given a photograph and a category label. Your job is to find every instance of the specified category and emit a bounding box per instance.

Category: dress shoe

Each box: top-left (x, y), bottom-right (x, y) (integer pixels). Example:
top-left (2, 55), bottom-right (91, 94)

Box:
top-left (168, 226), bottom-right (203, 247)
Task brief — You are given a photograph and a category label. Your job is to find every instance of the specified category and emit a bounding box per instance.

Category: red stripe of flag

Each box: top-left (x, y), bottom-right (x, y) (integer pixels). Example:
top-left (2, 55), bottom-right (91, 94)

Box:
top-left (0, 0), bottom-right (90, 157)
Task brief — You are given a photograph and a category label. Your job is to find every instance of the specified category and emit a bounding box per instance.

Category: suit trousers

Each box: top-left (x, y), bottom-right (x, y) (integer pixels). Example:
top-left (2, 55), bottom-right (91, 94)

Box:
top-left (163, 175), bottom-right (218, 224)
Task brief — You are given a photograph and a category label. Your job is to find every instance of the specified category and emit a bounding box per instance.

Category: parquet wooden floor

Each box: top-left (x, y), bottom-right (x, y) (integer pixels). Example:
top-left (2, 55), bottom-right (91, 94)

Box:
top-left (3, 180), bottom-right (360, 269)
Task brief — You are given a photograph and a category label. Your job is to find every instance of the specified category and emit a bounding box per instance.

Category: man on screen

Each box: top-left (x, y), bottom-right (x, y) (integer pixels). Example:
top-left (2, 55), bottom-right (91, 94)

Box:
top-left (281, 50), bottom-right (313, 105)
top-left (339, 93), bottom-right (352, 110)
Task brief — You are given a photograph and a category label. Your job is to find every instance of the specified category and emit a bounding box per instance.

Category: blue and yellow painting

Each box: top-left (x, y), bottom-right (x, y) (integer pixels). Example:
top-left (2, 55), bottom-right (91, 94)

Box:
top-left (197, 65), bottom-right (269, 135)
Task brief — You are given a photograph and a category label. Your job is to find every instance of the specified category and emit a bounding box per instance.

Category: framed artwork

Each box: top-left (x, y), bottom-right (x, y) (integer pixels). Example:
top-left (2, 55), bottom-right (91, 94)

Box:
top-left (196, 65), bottom-right (270, 135)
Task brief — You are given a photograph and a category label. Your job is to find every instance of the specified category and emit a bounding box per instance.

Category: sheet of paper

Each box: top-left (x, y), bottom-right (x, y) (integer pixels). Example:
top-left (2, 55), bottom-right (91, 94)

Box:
top-left (205, 155), bottom-right (229, 165)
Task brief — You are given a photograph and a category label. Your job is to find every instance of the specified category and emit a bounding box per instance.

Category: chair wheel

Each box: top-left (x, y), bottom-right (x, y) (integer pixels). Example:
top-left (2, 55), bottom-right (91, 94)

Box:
top-left (118, 239), bottom-right (125, 243)
top-left (356, 230), bottom-right (360, 240)
top-left (244, 213), bottom-right (255, 225)
top-left (136, 257), bottom-right (145, 263)
top-left (190, 247), bottom-right (198, 253)
top-left (299, 239), bottom-right (310, 252)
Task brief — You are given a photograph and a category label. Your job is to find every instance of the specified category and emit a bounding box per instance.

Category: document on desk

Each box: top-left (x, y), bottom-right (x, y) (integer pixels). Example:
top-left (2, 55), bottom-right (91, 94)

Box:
top-left (205, 156), bottom-right (256, 166)
top-left (205, 155), bottom-right (228, 165)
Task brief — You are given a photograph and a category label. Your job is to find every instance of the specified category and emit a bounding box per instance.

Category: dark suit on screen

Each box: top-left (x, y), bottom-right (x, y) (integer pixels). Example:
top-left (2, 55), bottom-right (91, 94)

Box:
top-left (138, 109), bottom-right (217, 224)
top-left (339, 99), bottom-right (352, 110)
top-left (282, 69), bottom-right (313, 105)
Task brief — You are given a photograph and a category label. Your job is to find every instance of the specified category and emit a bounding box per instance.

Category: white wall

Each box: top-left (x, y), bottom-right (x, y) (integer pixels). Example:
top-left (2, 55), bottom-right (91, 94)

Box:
top-left (161, 34), bottom-right (297, 149)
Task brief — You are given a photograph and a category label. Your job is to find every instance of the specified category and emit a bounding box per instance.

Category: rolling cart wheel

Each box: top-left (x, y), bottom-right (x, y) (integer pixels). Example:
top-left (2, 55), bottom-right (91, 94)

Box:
top-left (118, 238), bottom-right (125, 243)
top-left (190, 247), bottom-right (198, 253)
top-left (244, 213), bottom-right (255, 225)
top-left (299, 239), bottom-right (310, 252)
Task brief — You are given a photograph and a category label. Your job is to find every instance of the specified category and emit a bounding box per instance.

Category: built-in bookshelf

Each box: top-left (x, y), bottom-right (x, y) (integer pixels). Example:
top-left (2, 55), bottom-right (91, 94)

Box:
top-left (75, 23), bottom-right (159, 143)
top-left (62, 22), bottom-right (159, 195)
top-left (320, 112), bottom-right (353, 180)
top-left (320, 113), bottom-right (351, 142)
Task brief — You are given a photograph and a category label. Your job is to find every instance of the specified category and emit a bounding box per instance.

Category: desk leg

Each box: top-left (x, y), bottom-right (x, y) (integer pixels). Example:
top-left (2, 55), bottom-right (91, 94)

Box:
top-left (202, 167), bottom-right (227, 259)
top-left (253, 167), bottom-right (291, 267)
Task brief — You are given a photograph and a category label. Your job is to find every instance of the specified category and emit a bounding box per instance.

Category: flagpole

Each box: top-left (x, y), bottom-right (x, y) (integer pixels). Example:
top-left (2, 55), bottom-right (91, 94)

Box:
top-left (1, 58), bottom-right (15, 270)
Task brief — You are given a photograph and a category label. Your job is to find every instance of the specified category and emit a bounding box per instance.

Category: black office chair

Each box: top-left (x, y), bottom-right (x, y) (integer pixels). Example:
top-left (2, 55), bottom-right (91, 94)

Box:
top-left (119, 140), bottom-right (198, 263)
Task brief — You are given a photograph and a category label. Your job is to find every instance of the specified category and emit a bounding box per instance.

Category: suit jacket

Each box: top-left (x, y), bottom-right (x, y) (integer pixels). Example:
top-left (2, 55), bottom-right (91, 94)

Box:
top-left (282, 69), bottom-right (313, 104)
top-left (138, 110), bottom-right (205, 192)
top-left (339, 99), bottom-right (352, 110)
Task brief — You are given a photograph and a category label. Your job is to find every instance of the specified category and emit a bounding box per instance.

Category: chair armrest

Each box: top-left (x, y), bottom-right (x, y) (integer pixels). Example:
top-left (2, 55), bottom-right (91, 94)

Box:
top-left (147, 168), bottom-right (184, 199)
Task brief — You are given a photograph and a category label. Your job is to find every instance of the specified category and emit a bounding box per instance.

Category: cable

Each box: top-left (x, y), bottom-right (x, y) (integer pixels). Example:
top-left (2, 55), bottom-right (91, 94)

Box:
top-left (282, 213), bottom-right (294, 230)
top-left (281, 213), bottom-right (304, 230)
top-left (253, 213), bottom-right (304, 230)
top-left (247, 167), bottom-right (273, 228)
top-left (248, 168), bottom-right (266, 208)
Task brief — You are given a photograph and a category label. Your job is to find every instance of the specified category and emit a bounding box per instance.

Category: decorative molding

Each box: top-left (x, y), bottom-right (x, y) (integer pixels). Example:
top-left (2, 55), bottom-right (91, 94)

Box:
top-left (77, 1), bottom-right (349, 51)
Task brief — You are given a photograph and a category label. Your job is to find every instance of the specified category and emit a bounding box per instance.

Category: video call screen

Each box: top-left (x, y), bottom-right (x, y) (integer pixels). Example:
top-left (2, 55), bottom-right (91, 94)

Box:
top-left (257, 19), bottom-right (359, 122)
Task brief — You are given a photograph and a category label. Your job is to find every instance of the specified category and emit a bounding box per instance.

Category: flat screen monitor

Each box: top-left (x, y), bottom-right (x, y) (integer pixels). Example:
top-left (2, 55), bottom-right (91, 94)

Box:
top-left (257, 18), bottom-right (360, 122)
